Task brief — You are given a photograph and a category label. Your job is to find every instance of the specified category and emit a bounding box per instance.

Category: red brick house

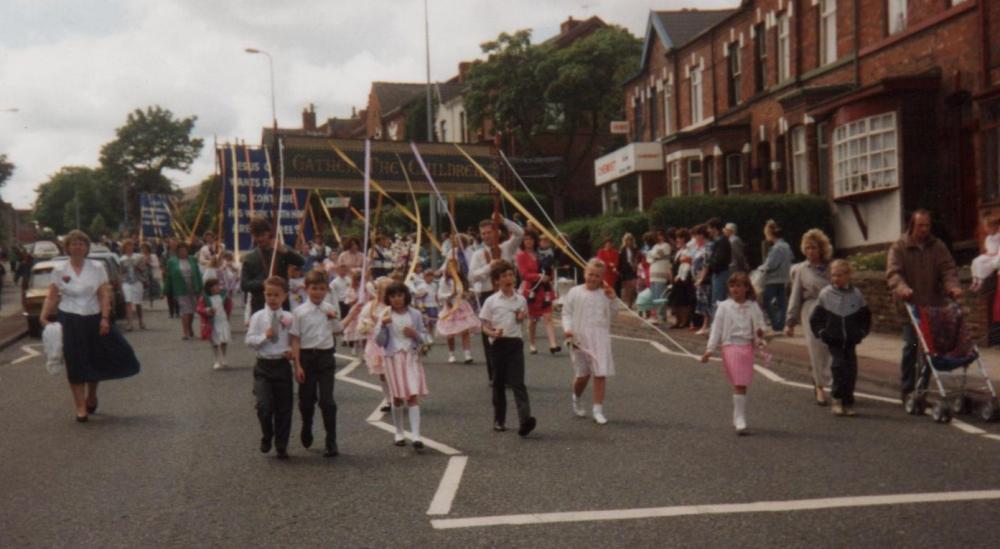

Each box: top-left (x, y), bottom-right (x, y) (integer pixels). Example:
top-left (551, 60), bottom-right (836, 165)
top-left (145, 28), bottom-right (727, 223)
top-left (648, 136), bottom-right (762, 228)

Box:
top-left (605, 0), bottom-right (1000, 254)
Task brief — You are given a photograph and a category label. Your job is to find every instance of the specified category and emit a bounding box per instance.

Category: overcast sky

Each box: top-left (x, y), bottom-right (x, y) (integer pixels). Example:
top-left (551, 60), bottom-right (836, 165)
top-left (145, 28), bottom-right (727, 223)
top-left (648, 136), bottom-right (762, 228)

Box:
top-left (0, 0), bottom-right (736, 209)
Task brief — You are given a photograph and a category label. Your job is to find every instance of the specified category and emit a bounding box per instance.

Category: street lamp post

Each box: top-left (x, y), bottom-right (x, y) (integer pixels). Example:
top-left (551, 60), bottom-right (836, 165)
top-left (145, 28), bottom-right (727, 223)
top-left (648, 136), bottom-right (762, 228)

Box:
top-left (424, 0), bottom-right (440, 266)
top-left (244, 48), bottom-right (277, 129)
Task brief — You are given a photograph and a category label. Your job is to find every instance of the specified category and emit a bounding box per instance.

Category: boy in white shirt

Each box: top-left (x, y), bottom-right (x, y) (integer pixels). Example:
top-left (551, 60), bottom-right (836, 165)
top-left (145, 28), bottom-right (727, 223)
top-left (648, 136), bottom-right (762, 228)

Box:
top-left (328, 263), bottom-right (352, 320)
top-left (245, 276), bottom-right (296, 459)
top-left (562, 259), bottom-right (617, 425)
top-left (291, 270), bottom-right (343, 458)
top-left (479, 260), bottom-right (537, 437)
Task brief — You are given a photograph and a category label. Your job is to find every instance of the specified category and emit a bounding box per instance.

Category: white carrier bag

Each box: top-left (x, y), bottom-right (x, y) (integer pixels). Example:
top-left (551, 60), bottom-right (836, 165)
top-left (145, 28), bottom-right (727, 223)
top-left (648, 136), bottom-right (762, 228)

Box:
top-left (42, 322), bottom-right (65, 375)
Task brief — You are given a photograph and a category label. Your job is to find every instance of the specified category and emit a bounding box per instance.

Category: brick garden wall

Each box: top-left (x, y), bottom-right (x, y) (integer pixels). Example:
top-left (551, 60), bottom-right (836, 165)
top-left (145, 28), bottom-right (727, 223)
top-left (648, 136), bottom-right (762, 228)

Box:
top-left (852, 269), bottom-right (989, 342)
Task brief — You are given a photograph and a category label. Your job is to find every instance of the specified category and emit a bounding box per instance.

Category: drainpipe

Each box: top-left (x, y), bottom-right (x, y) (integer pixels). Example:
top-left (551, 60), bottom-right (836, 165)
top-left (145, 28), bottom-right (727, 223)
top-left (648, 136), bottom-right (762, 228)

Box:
top-left (853, 0), bottom-right (861, 87)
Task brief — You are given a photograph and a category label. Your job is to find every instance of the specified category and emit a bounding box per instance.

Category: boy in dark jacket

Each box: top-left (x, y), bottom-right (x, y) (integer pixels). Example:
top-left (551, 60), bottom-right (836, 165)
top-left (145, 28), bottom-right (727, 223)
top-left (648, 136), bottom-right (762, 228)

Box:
top-left (810, 260), bottom-right (871, 416)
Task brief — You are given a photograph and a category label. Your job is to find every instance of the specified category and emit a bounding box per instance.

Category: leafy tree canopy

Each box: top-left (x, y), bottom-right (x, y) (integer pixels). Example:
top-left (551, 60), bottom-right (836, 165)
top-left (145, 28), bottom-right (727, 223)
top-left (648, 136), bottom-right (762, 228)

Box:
top-left (33, 166), bottom-right (122, 235)
top-left (0, 154), bottom-right (13, 188)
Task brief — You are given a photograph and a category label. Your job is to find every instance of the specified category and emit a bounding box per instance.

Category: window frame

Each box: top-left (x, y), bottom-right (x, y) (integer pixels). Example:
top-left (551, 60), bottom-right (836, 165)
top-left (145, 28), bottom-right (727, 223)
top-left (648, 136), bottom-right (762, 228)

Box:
top-left (691, 66), bottom-right (704, 124)
top-left (888, 0), bottom-right (907, 35)
top-left (820, 0), bottom-right (837, 66)
top-left (688, 158), bottom-right (703, 194)
top-left (725, 153), bottom-right (744, 189)
top-left (754, 23), bottom-right (767, 93)
top-left (791, 126), bottom-right (810, 194)
top-left (817, 122), bottom-right (830, 197)
top-left (832, 112), bottom-right (900, 199)
top-left (664, 84), bottom-right (673, 136)
top-left (778, 12), bottom-right (791, 83)
top-left (670, 161), bottom-right (682, 197)
top-left (727, 42), bottom-right (742, 107)
top-left (705, 156), bottom-right (716, 193)
top-left (649, 86), bottom-right (659, 139)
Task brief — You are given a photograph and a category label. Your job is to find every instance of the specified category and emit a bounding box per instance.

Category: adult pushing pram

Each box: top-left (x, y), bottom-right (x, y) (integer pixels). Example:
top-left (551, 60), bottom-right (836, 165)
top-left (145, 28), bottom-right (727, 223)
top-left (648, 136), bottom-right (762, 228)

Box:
top-left (904, 302), bottom-right (1000, 423)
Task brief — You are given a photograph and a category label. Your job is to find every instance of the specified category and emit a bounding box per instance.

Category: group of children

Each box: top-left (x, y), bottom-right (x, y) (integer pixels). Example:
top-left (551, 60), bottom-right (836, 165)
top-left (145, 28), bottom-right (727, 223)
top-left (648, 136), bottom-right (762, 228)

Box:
top-left (192, 236), bottom-right (879, 457)
top-left (701, 260), bottom-right (871, 434)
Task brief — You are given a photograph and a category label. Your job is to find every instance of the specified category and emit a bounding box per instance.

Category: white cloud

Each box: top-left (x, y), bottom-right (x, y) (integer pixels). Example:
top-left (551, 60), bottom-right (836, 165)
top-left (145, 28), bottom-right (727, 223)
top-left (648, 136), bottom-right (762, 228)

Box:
top-left (0, 0), bottom-right (737, 210)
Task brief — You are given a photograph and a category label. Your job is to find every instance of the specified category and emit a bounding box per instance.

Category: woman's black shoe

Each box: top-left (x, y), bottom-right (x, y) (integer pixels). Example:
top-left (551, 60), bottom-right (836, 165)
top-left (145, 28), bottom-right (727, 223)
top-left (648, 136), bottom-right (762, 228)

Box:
top-left (75, 415), bottom-right (88, 423)
top-left (86, 400), bottom-right (98, 414)
top-left (380, 404), bottom-right (392, 413)
top-left (550, 346), bottom-right (561, 355)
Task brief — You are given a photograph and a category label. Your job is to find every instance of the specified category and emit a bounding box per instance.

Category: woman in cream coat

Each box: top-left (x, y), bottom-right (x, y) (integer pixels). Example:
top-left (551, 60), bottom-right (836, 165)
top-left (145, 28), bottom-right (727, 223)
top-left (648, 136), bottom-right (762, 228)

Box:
top-left (785, 229), bottom-right (834, 406)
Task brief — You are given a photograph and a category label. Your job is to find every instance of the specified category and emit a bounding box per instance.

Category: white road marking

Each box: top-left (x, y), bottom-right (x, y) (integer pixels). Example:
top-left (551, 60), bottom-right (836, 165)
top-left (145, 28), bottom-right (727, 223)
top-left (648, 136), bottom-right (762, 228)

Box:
top-left (367, 400), bottom-right (387, 423)
top-left (369, 421), bottom-right (461, 456)
top-left (430, 489), bottom-right (1000, 530)
top-left (649, 341), bottom-right (670, 354)
top-left (10, 344), bottom-right (41, 365)
top-left (984, 434), bottom-right (1000, 441)
top-left (950, 418), bottom-right (987, 435)
top-left (753, 364), bottom-right (785, 383)
top-left (427, 456), bottom-right (469, 515)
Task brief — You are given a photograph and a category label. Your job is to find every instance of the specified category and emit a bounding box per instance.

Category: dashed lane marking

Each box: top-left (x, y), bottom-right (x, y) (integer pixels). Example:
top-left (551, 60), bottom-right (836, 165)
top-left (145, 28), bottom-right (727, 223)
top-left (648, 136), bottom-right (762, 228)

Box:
top-left (10, 344), bottom-right (41, 365)
top-left (427, 456), bottom-right (469, 515)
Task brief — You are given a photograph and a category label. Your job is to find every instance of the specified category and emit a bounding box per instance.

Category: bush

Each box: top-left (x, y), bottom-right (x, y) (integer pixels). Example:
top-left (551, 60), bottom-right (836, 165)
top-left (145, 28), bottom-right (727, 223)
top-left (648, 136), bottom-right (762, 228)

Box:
top-left (647, 194), bottom-right (833, 267)
top-left (847, 251), bottom-right (887, 272)
top-left (559, 212), bottom-right (649, 259)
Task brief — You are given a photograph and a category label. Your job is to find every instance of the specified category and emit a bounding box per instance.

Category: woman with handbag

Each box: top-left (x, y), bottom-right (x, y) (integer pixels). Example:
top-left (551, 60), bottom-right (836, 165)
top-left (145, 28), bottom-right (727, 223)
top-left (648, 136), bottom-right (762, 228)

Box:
top-left (164, 242), bottom-right (203, 340)
top-left (39, 230), bottom-right (140, 422)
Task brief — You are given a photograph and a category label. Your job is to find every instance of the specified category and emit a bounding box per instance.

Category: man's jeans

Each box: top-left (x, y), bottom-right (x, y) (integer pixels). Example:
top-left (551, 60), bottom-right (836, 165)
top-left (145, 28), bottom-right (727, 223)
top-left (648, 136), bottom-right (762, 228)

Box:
top-left (762, 283), bottom-right (787, 331)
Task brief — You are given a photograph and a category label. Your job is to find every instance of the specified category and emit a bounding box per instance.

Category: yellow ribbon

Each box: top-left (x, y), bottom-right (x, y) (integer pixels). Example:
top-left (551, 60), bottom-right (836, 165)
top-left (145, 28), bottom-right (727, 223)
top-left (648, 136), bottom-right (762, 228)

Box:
top-left (312, 190), bottom-right (342, 243)
top-left (397, 154), bottom-right (423, 282)
top-left (454, 144), bottom-right (585, 269)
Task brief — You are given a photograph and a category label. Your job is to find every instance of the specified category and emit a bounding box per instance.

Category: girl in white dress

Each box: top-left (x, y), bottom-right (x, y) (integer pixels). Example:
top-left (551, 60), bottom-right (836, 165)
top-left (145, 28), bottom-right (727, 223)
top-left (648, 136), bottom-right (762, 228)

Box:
top-left (201, 278), bottom-right (231, 370)
top-left (436, 258), bottom-right (480, 364)
top-left (561, 258), bottom-right (617, 425)
top-left (971, 217), bottom-right (1000, 291)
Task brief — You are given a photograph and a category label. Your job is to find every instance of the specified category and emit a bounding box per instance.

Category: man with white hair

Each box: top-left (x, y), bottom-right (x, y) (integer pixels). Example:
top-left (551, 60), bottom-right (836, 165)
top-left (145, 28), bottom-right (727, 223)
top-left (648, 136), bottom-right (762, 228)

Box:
top-left (724, 223), bottom-right (749, 273)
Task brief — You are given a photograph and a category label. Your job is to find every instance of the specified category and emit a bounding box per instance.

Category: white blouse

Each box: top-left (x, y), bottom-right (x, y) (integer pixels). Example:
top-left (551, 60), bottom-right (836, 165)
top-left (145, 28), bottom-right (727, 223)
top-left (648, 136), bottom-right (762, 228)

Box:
top-left (706, 299), bottom-right (766, 354)
top-left (55, 259), bottom-right (109, 316)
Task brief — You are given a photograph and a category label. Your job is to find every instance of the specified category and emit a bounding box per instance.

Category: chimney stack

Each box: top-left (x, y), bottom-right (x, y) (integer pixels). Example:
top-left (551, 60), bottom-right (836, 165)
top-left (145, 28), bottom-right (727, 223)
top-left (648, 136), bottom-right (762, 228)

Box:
top-left (302, 103), bottom-right (317, 130)
top-left (560, 16), bottom-right (580, 35)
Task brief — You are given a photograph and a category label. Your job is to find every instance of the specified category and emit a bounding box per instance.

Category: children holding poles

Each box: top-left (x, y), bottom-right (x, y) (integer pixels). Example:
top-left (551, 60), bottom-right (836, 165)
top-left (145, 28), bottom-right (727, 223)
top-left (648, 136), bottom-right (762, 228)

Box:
top-left (437, 257), bottom-right (479, 364)
top-left (375, 282), bottom-right (432, 450)
top-left (479, 260), bottom-right (537, 437)
top-left (198, 277), bottom-right (231, 371)
top-left (561, 259), bottom-right (617, 425)
top-left (290, 269), bottom-right (343, 457)
top-left (353, 277), bottom-right (394, 412)
top-left (809, 260), bottom-right (871, 417)
top-left (700, 271), bottom-right (767, 435)
top-left (245, 276), bottom-right (296, 459)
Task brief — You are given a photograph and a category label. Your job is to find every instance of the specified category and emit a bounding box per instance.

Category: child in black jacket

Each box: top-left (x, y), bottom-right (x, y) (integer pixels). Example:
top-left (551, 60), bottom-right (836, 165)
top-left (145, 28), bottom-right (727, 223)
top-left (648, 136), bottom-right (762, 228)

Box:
top-left (810, 260), bottom-right (871, 416)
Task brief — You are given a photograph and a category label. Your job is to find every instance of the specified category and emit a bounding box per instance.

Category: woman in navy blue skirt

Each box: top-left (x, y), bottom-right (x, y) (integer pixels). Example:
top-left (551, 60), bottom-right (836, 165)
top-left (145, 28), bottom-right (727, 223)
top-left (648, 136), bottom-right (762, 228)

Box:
top-left (40, 230), bottom-right (140, 422)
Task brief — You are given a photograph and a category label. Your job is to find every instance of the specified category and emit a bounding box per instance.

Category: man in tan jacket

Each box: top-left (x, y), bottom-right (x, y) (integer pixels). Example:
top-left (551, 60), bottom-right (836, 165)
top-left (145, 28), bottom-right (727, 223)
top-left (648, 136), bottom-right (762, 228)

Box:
top-left (886, 209), bottom-right (962, 403)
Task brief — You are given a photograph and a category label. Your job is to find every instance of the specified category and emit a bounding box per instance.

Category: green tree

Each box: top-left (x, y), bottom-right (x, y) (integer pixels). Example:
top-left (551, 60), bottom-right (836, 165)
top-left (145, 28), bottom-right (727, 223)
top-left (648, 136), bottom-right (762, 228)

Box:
top-left (0, 154), bottom-right (13, 188)
top-left (34, 166), bottom-right (122, 235)
top-left (181, 174), bottom-right (222, 237)
top-left (464, 26), bottom-right (641, 220)
top-left (99, 106), bottom-right (204, 226)
top-left (405, 91), bottom-right (438, 142)
top-left (88, 213), bottom-right (108, 239)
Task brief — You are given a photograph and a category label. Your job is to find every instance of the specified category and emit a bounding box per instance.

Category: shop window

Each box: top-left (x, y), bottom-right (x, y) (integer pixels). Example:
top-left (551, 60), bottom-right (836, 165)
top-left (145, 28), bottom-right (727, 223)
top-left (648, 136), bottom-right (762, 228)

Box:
top-left (727, 42), bottom-right (742, 107)
top-left (888, 0), bottom-right (907, 35)
top-left (754, 23), bottom-right (766, 94)
top-left (726, 154), bottom-right (744, 189)
top-left (778, 13), bottom-right (791, 82)
top-left (670, 162), bottom-right (682, 197)
top-left (791, 126), bottom-right (810, 194)
top-left (820, 0), bottom-right (837, 66)
top-left (691, 66), bottom-right (704, 124)
top-left (688, 158), bottom-right (703, 194)
top-left (833, 112), bottom-right (899, 198)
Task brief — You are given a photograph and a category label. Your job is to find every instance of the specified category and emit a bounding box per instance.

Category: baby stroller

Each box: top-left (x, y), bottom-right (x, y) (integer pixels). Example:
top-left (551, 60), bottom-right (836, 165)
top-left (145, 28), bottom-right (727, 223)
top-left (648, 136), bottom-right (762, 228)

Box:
top-left (904, 303), bottom-right (1000, 423)
top-left (635, 284), bottom-right (672, 318)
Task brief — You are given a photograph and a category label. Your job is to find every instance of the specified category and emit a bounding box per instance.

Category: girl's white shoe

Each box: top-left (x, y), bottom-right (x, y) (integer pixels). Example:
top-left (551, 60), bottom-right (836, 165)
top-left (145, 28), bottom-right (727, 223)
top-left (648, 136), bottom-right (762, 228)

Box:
top-left (448, 354), bottom-right (457, 363)
top-left (572, 395), bottom-right (587, 417)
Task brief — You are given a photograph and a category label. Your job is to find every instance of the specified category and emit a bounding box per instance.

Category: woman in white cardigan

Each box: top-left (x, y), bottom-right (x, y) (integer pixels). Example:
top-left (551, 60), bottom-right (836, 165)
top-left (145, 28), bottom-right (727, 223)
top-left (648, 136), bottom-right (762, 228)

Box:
top-left (785, 229), bottom-right (834, 406)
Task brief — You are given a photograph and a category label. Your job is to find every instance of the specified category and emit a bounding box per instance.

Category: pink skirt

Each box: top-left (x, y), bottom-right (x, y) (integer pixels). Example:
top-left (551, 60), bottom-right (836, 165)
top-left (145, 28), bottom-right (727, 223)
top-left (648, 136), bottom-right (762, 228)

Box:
top-left (436, 301), bottom-right (481, 337)
top-left (364, 336), bottom-right (384, 376)
top-left (721, 344), bottom-right (755, 387)
top-left (383, 351), bottom-right (429, 400)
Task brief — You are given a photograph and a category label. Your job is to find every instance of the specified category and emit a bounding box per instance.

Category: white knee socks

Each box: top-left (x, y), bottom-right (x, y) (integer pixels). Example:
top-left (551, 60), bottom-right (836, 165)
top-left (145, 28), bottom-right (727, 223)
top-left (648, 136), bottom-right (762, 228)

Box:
top-left (390, 405), bottom-right (405, 440)
top-left (732, 394), bottom-right (747, 430)
top-left (408, 405), bottom-right (421, 441)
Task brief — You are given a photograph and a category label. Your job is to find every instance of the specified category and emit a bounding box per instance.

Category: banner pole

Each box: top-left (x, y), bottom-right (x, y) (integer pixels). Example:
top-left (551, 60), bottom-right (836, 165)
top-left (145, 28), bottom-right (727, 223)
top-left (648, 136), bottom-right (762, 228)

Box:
top-left (230, 144), bottom-right (241, 258)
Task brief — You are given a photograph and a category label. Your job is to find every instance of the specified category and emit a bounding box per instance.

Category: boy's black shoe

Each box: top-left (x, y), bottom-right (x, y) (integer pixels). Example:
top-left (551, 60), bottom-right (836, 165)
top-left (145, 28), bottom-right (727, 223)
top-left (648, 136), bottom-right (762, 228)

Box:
top-left (413, 440), bottom-right (425, 451)
top-left (324, 443), bottom-right (339, 458)
top-left (260, 437), bottom-right (272, 454)
top-left (380, 404), bottom-right (392, 413)
top-left (518, 417), bottom-right (537, 437)
top-left (276, 448), bottom-right (289, 460)
top-left (301, 426), bottom-right (313, 449)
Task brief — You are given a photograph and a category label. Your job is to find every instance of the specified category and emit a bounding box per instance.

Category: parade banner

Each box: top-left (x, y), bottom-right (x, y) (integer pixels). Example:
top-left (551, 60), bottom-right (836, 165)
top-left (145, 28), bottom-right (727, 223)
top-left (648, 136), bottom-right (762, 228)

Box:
top-left (140, 193), bottom-right (173, 239)
top-left (219, 144), bottom-right (313, 255)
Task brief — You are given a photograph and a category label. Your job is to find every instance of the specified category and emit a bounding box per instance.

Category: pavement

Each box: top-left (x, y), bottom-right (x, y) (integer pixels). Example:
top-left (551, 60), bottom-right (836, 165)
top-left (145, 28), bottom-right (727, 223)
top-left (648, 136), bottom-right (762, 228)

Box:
top-left (0, 275), bottom-right (27, 350)
top-left (1, 303), bottom-right (1000, 547)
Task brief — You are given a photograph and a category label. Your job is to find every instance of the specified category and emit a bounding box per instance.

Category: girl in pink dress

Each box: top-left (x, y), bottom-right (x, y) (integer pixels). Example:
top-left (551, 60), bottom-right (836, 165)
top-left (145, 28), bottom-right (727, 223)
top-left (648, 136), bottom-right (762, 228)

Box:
top-left (376, 282), bottom-right (432, 450)
top-left (515, 231), bottom-right (560, 355)
top-left (339, 272), bottom-right (365, 356)
top-left (700, 272), bottom-right (767, 435)
top-left (436, 258), bottom-right (480, 364)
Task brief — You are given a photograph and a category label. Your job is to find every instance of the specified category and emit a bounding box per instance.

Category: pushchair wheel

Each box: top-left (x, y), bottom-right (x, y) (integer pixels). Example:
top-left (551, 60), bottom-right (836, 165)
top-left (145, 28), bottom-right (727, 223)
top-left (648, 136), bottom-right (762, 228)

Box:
top-left (981, 399), bottom-right (1000, 422)
top-left (904, 394), bottom-right (926, 416)
top-left (952, 396), bottom-right (974, 415)
top-left (931, 401), bottom-right (952, 424)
